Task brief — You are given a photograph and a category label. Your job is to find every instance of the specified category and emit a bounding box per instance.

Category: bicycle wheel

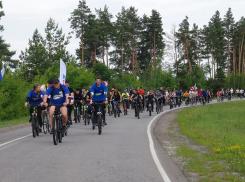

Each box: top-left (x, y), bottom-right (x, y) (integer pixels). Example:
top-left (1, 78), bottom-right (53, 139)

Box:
top-left (160, 103), bottom-right (163, 112)
top-left (32, 115), bottom-right (36, 138)
top-left (124, 103), bottom-right (126, 115)
top-left (53, 116), bottom-right (58, 145)
top-left (78, 110), bottom-right (81, 123)
top-left (114, 107), bottom-right (117, 118)
top-left (58, 119), bottom-right (62, 143)
top-left (118, 106), bottom-right (120, 117)
top-left (43, 113), bottom-right (47, 134)
top-left (74, 109), bottom-right (77, 123)
top-left (36, 116), bottom-right (39, 136)
top-left (97, 114), bottom-right (102, 135)
top-left (137, 104), bottom-right (140, 119)
top-left (84, 110), bottom-right (87, 125)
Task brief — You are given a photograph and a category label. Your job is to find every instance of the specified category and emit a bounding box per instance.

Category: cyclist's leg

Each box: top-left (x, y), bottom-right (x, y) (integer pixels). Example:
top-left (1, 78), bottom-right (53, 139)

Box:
top-left (102, 103), bottom-right (106, 124)
top-left (49, 106), bottom-right (55, 128)
top-left (37, 106), bottom-right (43, 128)
top-left (60, 106), bottom-right (68, 126)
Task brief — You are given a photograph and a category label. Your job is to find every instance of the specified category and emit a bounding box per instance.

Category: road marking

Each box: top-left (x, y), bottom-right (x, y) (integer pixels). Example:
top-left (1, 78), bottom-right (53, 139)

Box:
top-left (147, 112), bottom-right (171, 182)
top-left (0, 134), bottom-right (32, 148)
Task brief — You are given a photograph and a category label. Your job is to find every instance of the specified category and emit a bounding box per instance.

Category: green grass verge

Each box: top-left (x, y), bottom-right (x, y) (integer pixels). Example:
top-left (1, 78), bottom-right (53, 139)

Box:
top-left (174, 100), bottom-right (245, 180)
top-left (0, 116), bottom-right (29, 128)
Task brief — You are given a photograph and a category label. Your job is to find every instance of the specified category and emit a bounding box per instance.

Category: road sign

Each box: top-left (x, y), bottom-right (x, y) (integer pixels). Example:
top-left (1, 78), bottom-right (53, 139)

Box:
top-left (102, 81), bottom-right (108, 87)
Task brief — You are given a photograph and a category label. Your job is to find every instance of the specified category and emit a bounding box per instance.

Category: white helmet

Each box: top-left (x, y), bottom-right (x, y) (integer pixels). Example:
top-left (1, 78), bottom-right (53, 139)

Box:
top-left (40, 84), bottom-right (47, 93)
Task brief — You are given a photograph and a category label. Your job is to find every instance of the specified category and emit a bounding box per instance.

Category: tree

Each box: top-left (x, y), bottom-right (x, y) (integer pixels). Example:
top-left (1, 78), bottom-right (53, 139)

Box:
top-left (96, 5), bottom-right (113, 66)
top-left (0, 1), bottom-right (17, 68)
top-left (69, 0), bottom-right (91, 67)
top-left (45, 18), bottom-right (72, 64)
top-left (223, 8), bottom-right (235, 83)
top-left (19, 29), bottom-right (48, 79)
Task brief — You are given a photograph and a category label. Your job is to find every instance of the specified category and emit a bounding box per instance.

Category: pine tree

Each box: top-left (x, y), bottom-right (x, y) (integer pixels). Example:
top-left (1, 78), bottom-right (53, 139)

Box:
top-left (45, 18), bottom-right (72, 64)
top-left (223, 8), bottom-right (235, 82)
top-left (19, 29), bottom-right (48, 79)
top-left (96, 5), bottom-right (113, 66)
top-left (0, 1), bottom-right (17, 68)
top-left (69, 0), bottom-right (91, 67)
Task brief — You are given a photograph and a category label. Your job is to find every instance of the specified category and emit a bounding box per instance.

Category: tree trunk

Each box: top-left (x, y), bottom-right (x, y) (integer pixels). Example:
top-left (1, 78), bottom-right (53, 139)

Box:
top-left (183, 45), bottom-right (186, 70)
top-left (208, 53), bottom-right (211, 78)
top-left (154, 28), bottom-right (156, 70)
top-left (227, 35), bottom-right (230, 82)
top-left (239, 41), bottom-right (241, 75)
top-left (185, 44), bottom-right (192, 73)
top-left (121, 39), bottom-right (123, 75)
top-left (243, 48), bottom-right (245, 73)
top-left (106, 46), bottom-right (109, 67)
top-left (211, 48), bottom-right (215, 78)
top-left (103, 46), bottom-right (105, 64)
top-left (135, 49), bottom-right (137, 76)
top-left (82, 34), bottom-right (84, 67)
top-left (233, 47), bottom-right (236, 75)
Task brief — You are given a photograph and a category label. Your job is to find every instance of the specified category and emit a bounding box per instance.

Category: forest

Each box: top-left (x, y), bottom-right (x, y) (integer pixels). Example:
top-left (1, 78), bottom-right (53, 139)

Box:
top-left (0, 0), bottom-right (245, 120)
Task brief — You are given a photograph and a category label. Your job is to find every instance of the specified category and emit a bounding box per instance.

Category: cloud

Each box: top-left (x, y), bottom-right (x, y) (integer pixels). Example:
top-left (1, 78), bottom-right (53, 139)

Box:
top-left (1, 0), bottom-right (245, 62)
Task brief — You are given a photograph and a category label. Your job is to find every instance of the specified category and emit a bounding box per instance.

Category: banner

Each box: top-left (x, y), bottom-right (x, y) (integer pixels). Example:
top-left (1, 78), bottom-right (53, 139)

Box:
top-left (0, 67), bottom-right (5, 82)
top-left (60, 59), bottom-right (66, 85)
top-left (102, 81), bottom-right (108, 87)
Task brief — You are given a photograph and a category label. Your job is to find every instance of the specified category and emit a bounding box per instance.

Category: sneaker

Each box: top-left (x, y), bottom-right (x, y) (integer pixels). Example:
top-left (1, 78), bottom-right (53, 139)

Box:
top-left (103, 121), bottom-right (107, 125)
top-left (50, 128), bottom-right (53, 134)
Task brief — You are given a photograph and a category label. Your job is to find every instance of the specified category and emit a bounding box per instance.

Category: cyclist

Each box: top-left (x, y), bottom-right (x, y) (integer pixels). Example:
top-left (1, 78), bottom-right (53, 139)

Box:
top-left (25, 84), bottom-right (44, 132)
top-left (107, 91), bottom-right (113, 113)
top-left (81, 87), bottom-right (86, 99)
top-left (130, 89), bottom-right (142, 117)
top-left (240, 88), bottom-right (244, 99)
top-left (236, 88), bottom-right (239, 98)
top-left (65, 80), bottom-right (74, 125)
top-left (43, 78), bottom-right (70, 134)
top-left (74, 88), bottom-right (83, 123)
top-left (183, 90), bottom-right (189, 104)
top-left (217, 90), bottom-right (221, 101)
top-left (138, 87), bottom-right (145, 109)
top-left (202, 89), bottom-right (207, 102)
top-left (146, 90), bottom-right (154, 111)
top-left (154, 88), bottom-right (162, 108)
top-left (111, 87), bottom-right (122, 113)
top-left (86, 84), bottom-right (93, 118)
top-left (189, 89), bottom-right (194, 104)
top-left (90, 77), bottom-right (108, 126)
top-left (160, 86), bottom-right (166, 105)
top-left (122, 90), bottom-right (129, 111)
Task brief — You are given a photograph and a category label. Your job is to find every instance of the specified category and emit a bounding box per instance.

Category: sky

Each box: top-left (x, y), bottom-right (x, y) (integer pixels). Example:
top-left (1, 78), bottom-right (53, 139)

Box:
top-left (1, 0), bottom-right (245, 63)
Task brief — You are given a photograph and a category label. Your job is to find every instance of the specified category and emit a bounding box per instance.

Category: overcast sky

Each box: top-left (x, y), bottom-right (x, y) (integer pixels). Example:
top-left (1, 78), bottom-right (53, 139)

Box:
top-left (1, 0), bottom-right (245, 62)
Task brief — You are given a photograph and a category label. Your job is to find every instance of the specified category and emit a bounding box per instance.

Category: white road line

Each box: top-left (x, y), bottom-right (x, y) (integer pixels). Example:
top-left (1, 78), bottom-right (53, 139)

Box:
top-left (147, 112), bottom-right (171, 182)
top-left (0, 134), bottom-right (32, 148)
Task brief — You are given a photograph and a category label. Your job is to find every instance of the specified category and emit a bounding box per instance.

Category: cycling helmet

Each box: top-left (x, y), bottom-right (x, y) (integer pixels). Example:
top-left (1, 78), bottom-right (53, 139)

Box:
top-left (40, 84), bottom-right (47, 93)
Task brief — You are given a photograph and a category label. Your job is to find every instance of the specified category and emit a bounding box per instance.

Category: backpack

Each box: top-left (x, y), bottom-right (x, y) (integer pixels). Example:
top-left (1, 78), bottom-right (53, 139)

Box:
top-left (51, 85), bottom-right (65, 97)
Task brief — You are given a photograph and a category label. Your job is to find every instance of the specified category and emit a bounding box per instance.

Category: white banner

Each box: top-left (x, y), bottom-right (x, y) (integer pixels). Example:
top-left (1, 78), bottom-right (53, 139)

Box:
top-left (60, 59), bottom-right (66, 85)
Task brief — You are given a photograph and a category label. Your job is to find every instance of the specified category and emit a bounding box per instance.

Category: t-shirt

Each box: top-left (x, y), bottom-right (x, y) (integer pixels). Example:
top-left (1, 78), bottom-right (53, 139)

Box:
top-left (154, 91), bottom-right (162, 99)
top-left (90, 82), bottom-right (108, 102)
top-left (27, 90), bottom-right (44, 105)
top-left (138, 90), bottom-right (145, 96)
top-left (113, 91), bottom-right (121, 101)
top-left (67, 87), bottom-right (74, 96)
top-left (45, 84), bottom-right (70, 105)
top-left (122, 93), bottom-right (129, 100)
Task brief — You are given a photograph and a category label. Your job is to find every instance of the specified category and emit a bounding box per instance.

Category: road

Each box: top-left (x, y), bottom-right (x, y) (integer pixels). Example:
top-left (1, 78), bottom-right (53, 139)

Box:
top-left (0, 99), bottom-right (233, 182)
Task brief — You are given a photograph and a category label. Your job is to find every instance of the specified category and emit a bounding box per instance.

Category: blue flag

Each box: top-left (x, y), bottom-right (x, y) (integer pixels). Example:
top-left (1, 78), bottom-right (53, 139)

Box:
top-left (0, 67), bottom-right (5, 82)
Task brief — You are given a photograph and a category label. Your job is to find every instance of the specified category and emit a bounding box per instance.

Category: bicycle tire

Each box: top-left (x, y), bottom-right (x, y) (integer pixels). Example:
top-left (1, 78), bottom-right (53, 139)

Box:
top-left (78, 110), bottom-right (81, 123)
top-left (35, 116), bottom-right (39, 136)
top-left (84, 111), bottom-right (87, 125)
top-left (43, 113), bottom-right (47, 134)
top-left (118, 106), bottom-right (120, 117)
top-left (58, 118), bottom-right (62, 143)
top-left (97, 114), bottom-right (102, 135)
top-left (53, 116), bottom-right (58, 145)
top-left (32, 115), bottom-right (36, 138)
top-left (137, 104), bottom-right (140, 119)
top-left (114, 108), bottom-right (117, 118)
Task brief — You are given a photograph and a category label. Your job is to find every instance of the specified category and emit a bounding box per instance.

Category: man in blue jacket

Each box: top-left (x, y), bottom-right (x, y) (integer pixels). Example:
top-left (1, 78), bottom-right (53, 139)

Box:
top-left (90, 76), bottom-right (108, 127)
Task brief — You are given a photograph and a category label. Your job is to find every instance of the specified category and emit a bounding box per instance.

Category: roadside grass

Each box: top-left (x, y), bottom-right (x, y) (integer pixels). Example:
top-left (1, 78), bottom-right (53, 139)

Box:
top-left (174, 100), bottom-right (245, 181)
top-left (0, 116), bottom-right (29, 128)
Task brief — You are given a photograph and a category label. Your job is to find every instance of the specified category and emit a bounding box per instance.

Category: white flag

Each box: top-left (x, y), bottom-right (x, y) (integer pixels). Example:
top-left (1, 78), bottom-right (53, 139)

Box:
top-left (60, 59), bottom-right (66, 85)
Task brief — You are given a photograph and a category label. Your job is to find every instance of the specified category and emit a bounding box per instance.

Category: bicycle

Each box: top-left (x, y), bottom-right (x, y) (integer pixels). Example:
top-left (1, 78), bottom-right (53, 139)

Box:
top-left (177, 96), bottom-right (181, 107)
top-left (74, 100), bottom-right (81, 124)
top-left (92, 102), bottom-right (104, 135)
top-left (148, 98), bottom-right (153, 116)
top-left (29, 105), bottom-right (40, 138)
top-left (202, 96), bottom-right (206, 105)
top-left (51, 104), bottom-right (65, 145)
top-left (113, 100), bottom-right (120, 118)
top-left (155, 97), bottom-right (161, 114)
top-left (133, 98), bottom-right (140, 119)
top-left (123, 99), bottom-right (128, 115)
top-left (84, 104), bottom-right (90, 125)
top-left (43, 107), bottom-right (51, 134)
top-left (173, 97), bottom-right (177, 107)
top-left (81, 102), bottom-right (85, 121)
top-left (108, 102), bottom-right (113, 116)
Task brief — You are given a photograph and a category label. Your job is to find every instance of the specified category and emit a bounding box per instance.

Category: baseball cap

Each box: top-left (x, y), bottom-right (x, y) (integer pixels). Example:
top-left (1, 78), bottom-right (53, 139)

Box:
top-left (53, 78), bottom-right (59, 84)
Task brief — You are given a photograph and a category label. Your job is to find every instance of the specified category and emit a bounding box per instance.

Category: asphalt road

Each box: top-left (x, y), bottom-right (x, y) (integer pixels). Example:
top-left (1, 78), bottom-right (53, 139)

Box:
top-left (0, 99), bottom-right (236, 182)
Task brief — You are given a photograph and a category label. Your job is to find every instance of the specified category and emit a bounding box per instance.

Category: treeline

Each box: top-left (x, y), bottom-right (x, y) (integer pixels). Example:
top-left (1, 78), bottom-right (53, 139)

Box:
top-left (1, 1), bottom-right (245, 120)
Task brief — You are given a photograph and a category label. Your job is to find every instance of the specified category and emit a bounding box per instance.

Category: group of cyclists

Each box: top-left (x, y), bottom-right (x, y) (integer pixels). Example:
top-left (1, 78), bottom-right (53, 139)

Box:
top-left (25, 77), bottom-right (240, 144)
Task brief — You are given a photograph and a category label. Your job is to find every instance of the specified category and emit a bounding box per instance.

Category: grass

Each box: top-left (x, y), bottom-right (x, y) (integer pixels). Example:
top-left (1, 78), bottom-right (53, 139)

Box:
top-left (0, 116), bottom-right (29, 128)
top-left (174, 100), bottom-right (245, 181)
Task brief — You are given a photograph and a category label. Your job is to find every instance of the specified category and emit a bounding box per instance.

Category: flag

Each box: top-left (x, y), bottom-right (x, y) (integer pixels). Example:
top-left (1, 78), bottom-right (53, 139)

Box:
top-left (194, 83), bottom-right (198, 92)
top-left (60, 59), bottom-right (66, 85)
top-left (0, 67), bottom-right (5, 82)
